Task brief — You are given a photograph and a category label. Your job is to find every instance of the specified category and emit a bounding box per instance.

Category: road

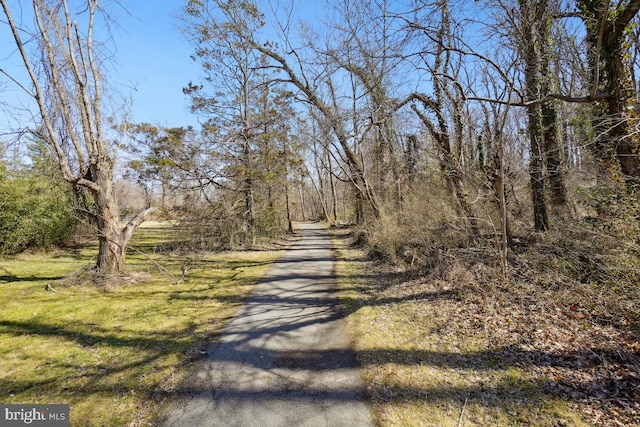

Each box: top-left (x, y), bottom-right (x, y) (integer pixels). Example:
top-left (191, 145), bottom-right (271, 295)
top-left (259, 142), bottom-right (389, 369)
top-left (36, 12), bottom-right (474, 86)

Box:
top-left (162, 222), bottom-right (373, 427)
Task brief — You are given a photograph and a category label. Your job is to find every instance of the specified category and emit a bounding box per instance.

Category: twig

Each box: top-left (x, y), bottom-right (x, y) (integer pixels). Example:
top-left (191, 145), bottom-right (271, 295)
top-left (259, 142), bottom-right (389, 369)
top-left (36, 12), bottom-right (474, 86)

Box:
top-left (178, 258), bottom-right (193, 284)
top-left (44, 283), bottom-right (58, 293)
top-left (127, 245), bottom-right (178, 285)
top-left (458, 394), bottom-right (469, 427)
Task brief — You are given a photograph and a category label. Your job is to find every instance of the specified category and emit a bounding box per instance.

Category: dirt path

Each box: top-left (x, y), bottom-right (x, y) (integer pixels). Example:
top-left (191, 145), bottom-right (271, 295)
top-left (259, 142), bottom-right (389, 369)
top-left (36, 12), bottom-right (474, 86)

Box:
top-left (162, 222), bottom-right (373, 427)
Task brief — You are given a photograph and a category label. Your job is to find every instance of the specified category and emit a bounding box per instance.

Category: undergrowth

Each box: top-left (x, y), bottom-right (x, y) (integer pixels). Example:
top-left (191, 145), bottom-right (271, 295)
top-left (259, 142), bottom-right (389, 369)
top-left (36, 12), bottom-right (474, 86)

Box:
top-left (334, 186), bottom-right (640, 426)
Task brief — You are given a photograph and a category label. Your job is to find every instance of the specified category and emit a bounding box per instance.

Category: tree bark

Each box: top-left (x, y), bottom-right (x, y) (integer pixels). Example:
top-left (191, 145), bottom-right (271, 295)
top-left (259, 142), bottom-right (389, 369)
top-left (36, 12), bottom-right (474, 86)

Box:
top-left (580, 0), bottom-right (640, 181)
top-left (518, 0), bottom-right (549, 231)
top-left (539, 14), bottom-right (567, 207)
top-left (285, 184), bottom-right (293, 233)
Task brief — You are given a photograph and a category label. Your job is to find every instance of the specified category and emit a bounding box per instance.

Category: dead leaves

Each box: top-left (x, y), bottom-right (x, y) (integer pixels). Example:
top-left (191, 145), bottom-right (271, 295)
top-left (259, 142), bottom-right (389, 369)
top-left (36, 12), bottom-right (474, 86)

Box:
top-left (374, 255), bottom-right (639, 425)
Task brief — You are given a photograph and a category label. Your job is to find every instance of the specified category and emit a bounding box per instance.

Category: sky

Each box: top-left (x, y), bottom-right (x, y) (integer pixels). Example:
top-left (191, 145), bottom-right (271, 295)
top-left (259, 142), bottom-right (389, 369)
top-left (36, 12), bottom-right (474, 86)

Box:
top-left (110, 2), bottom-right (201, 128)
top-left (0, 1), bottom-right (202, 132)
top-left (0, 0), bottom-right (416, 136)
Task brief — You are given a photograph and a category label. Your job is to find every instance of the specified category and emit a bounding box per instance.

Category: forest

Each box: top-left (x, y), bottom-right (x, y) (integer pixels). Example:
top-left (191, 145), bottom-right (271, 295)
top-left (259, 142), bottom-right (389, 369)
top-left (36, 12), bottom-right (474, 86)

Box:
top-left (0, 0), bottom-right (639, 425)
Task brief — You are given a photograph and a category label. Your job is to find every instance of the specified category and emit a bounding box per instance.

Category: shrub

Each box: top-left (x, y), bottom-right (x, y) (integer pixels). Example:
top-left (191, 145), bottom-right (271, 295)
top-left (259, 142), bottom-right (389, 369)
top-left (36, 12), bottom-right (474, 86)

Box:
top-left (0, 165), bottom-right (76, 254)
top-left (577, 186), bottom-right (640, 240)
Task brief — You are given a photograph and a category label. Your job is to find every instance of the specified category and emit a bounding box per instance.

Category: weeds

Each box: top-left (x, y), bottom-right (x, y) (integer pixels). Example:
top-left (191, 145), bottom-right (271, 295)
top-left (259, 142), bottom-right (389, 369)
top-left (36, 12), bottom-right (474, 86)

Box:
top-left (332, 211), bottom-right (640, 426)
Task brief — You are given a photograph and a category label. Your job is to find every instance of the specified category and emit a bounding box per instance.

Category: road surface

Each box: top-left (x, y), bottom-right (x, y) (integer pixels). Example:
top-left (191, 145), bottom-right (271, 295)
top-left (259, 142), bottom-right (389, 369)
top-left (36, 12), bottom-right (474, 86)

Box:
top-left (162, 222), bottom-right (373, 427)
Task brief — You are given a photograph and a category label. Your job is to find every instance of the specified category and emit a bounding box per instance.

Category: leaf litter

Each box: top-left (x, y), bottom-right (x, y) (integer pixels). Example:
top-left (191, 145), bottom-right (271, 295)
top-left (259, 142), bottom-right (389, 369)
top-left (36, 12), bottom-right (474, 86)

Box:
top-left (336, 229), bottom-right (640, 426)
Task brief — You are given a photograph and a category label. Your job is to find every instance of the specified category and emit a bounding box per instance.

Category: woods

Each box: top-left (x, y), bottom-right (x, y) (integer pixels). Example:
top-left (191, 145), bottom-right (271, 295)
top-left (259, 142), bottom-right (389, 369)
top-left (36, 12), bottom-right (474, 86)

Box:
top-left (1, 0), bottom-right (639, 425)
top-left (174, 0), bottom-right (640, 253)
top-left (4, 0), bottom-right (639, 254)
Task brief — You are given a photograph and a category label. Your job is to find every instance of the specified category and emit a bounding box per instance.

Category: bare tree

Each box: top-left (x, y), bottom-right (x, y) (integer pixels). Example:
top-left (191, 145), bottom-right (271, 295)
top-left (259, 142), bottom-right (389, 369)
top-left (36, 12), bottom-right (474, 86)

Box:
top-left (184, 0), bottom-right (383, 222)
top-left (0, 0), bottom-right (154, 276)
top-left (251, 46), bottom-right (382, 221)
top-left (398, 0), bottom-right (480, 238)
top-left (325, 0), bottom-right (404, 208)
top-left (516, 0), bottom-right (552, 231)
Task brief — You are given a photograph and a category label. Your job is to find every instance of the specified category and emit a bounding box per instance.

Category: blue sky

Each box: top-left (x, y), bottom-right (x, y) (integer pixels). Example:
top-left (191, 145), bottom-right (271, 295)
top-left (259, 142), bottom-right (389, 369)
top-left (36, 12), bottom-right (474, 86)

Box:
top-left (0, 1), bottom-right (201, 131)
top-left (110, 2), bottom-right (201, 128)
top-left (0, 0), bottom-right (320, 132)
top-left (0, 0), bottom-right (385, 133)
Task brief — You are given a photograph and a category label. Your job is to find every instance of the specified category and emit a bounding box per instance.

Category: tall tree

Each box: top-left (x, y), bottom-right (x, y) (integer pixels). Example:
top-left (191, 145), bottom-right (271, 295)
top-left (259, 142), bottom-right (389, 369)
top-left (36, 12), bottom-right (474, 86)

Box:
top-left (183, 0), bottom-right (267, 244)
top-left (182, 0), bottom-right (382, 222)
top-left (579, 0), bottom-right (640, 181)
top-left (398, 0), bottom-right (480, 237)
top-left (517, 0), bottom-right (551, 231)
top-left (326, 0), bottom-right (403, 207)
top-left (0, 0), bottom-right (154, 276)
top-left (183, 0), bottom-right (297, 240)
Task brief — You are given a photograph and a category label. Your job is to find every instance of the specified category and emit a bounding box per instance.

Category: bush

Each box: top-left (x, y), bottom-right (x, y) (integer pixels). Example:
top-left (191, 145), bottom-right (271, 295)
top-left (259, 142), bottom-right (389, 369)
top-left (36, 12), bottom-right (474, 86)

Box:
top-left (364, 185), bottom-right (465, 267)
top-left (0, 165), bottom-right (76, 254)
top-left (577, 186), bottom-right (640, 240)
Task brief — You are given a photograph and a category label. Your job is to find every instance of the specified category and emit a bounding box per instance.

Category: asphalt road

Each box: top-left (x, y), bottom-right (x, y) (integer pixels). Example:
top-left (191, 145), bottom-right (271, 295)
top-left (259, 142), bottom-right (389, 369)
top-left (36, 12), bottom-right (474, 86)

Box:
top-left (162, 222), bottom-right (373, 427)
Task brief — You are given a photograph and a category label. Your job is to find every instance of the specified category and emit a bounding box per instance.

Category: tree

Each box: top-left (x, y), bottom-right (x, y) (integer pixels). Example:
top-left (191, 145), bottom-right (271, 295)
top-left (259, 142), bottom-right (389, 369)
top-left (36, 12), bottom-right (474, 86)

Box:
top-left (184, 0), bottom-right (268, 244)
top-left (0, 0), bottom-right (155, 276)
top-left (127, 124), bottom-right (191, 212)
top-left (516, 0), bottom-right (552, 231)
top-left (183, 0), bottom-right (382, 225)
top-left (325, 0), bottom-right (404, 209)
top-left (579, 0), bottom-right (640, 181)
top-left (398, 0), bottom-right (480, 237)
top-left (183, 0), bottom-right (299, 243)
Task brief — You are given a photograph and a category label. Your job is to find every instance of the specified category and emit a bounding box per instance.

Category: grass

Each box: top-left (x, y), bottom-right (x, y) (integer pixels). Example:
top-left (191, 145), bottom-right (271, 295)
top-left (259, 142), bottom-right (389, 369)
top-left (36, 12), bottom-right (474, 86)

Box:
top-left (331, 227), bottom-right (593, 427)
top-left (0, 222), bottom-right (283, 426)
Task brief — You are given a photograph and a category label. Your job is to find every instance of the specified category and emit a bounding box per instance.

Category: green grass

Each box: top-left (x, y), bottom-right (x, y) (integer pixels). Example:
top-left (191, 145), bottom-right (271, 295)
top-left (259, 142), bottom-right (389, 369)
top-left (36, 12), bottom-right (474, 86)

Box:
top-left (0, 222), bottom-right (283, 426)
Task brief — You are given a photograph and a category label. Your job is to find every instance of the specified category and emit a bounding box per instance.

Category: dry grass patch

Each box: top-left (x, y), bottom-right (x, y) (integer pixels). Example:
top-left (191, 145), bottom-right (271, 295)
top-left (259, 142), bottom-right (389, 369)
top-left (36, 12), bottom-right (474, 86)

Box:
top-left (0, 223), bottom-right (283, 426)
top-left (331, 226), bottom-right (638, 426)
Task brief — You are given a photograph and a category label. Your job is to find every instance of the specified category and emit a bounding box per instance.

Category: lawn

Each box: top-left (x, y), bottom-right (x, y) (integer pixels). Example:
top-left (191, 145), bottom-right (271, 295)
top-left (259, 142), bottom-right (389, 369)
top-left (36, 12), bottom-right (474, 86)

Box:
top-left (0, 222), bottom-right (283, 426)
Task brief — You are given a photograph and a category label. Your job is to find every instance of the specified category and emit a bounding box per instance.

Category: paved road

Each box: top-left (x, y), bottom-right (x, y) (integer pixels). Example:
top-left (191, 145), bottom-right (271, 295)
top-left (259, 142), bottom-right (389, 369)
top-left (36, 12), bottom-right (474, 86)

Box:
top-left (163, 222), bottom-right (373, 427)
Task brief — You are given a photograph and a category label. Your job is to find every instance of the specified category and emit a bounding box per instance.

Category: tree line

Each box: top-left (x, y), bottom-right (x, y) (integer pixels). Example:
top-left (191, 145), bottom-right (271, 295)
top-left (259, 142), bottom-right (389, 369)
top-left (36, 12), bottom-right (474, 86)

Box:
top-left (1, 0), bottom-right (639, 278)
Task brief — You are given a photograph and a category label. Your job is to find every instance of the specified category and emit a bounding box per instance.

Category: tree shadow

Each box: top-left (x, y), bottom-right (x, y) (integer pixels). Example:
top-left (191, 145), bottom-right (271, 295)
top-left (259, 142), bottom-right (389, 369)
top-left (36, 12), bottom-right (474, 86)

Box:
top-left (0, 274), bottom-right (65, 283)
top-left (2, 224), bottom-right (637, 425)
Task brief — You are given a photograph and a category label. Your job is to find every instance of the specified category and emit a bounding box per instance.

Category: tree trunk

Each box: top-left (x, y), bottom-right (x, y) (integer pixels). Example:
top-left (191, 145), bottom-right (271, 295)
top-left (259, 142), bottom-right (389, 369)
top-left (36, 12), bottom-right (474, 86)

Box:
top-left (493, 149), bottom-right (514, 250)
top-left (299, 184), bottom-right (307, 221)
top-left (285, 183), bottom-right (293, 233)
top-left (309, 173), bottom-right (331, 222)
top-left (405, 134), bottom-right (418, 183)
top-left (244, 178), bottom-right (255, 244)
top-left (519, 0), bottom-right (549, 231)
top-left (93, 163), bottom-right (155, 275)
top-left (604, 45), bottom-right (640, 178)
top-left (537, 10), bottom-right (567, 208)
top-left (580, 0), bottom-right (640, 182)
top-left (354, 183), bottom-right (365, 225)
top-left (541, 99), bottom-right (567, 208)
top-left (94, 165), bottom-right (123, 274)
top-left (527, 110), bottom-right (549, 231)
top-left (449, 163), bottom-right (480, 237)
top-left (161, 180), bottom-right (167, 212)
top-left (328, 154), bottom-right (338, 224)
top-left (242, 134), bottom-right (255, 245)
